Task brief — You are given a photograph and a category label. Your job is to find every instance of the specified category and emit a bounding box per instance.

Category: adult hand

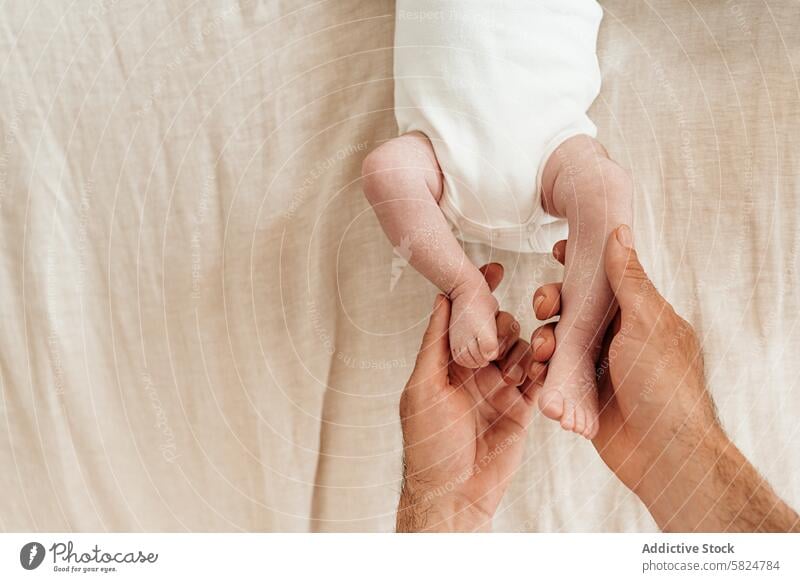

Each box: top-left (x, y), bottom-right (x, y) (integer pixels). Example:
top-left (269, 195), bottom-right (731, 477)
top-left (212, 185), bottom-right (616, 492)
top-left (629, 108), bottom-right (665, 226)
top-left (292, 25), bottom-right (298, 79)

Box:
top-left (397, 264), bottom-right (537, 532)
top-left (529, 225), bottom-right (799, 532)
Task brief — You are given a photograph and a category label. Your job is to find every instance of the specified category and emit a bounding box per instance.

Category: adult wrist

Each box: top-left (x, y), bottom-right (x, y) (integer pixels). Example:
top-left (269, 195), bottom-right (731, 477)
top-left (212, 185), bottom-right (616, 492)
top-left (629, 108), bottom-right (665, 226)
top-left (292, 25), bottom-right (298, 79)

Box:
top-left (396, 481), bottom-right (492, 532)
top-left (636, 426), bottom-right (737, 531)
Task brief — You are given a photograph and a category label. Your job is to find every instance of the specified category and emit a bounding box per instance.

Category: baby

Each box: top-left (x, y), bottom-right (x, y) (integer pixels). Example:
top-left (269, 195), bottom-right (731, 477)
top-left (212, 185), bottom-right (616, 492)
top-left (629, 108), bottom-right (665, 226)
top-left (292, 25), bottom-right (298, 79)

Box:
top-left (362, 0), bottom-right (632, 439)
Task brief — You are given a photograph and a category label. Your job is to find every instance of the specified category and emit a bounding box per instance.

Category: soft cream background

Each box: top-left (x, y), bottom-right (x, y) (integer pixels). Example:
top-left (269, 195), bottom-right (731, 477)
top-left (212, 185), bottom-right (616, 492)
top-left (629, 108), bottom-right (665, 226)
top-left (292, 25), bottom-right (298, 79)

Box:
top-left (0, 0), bottom-right (797, 532)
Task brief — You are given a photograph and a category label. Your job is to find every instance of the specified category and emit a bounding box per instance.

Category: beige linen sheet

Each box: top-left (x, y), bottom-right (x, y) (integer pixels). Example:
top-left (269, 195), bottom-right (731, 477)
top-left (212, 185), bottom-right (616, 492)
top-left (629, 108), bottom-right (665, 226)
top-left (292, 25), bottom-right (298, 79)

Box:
top-left (0, 0), bottom-right (798, 532)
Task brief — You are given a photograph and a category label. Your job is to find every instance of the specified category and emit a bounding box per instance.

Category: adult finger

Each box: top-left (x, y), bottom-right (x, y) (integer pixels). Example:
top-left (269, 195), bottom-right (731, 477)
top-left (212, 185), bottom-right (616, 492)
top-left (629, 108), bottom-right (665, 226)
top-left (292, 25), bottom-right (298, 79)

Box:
top-left (533, 283), bottom-right (562, 320)
top-left (412, 294), bottom-right (452, 381)
top-left (524, 363), bottom-right (548, 403)
top-left (530, 322), bottom-right (557, 365)
top-left (498, 339), bottom-right (531, 386)
top-left (475, 362), bottom-right (534, 424)
top-left (495, 311), bottom-right (521, 360)
top-left (519, 376), bottom-right (539, 405)
top-left (479, 263), bottom-right (504, 293)
top-left (595, 310), bottom-right (621, 408)
top-left (552, 239), bottom-right (567, 265)
top-left (604, 225), bottom-right (666, 313)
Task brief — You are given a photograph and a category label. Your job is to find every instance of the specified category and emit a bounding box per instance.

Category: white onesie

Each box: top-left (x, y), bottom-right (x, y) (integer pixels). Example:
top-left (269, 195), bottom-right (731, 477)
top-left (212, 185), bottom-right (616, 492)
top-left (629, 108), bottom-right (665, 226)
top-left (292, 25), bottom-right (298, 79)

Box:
top-left (394, 0), bottom-right (603, 253)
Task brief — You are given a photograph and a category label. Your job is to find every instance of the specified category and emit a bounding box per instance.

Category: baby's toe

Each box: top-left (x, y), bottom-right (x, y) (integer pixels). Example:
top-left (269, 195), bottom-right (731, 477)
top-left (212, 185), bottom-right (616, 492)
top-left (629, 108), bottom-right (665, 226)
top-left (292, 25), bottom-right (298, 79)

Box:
top-left (452, 338), bottom-right (484, 368)
top-left (452, 343), bottom-right (476, 368)
top-left (466, 337), bottom-right (488, 368)
top-left (560, 400), bottom-right (576, 432)
top-left (573, 406), bottom-right (586, 436)
top-left (538, 390), bottom-right (564, 421)
top-left (477, 333), bottom-right (499, 362)
top-left (584, 414), bottom-right (599, 440)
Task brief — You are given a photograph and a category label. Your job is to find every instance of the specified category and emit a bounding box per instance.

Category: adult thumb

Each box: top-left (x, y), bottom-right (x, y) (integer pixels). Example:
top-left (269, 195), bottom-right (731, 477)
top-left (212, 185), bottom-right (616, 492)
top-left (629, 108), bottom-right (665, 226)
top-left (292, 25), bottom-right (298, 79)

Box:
top-left (604, 225), bottom-right (663, 312)
top-left (412, 294), bottom-right (451, 380)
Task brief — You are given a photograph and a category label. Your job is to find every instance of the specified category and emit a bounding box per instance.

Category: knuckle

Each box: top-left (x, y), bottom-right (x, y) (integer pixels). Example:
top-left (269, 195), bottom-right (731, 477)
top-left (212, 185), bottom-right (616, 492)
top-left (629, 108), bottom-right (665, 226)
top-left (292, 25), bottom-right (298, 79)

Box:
top-left (399, 385), bottom-right (420, 419)
top-left (398, 390), bottom-right (410, 418)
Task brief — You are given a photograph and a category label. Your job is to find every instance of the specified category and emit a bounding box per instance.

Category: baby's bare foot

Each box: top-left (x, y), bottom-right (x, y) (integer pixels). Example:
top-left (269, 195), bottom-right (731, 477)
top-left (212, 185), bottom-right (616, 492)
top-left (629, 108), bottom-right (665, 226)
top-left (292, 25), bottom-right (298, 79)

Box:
top-left (449, 279), bottom-right (499, 368)
top-left (537, 335), bottom-right (600, 439)
top-left (535, 135), bottom-right (633, 439)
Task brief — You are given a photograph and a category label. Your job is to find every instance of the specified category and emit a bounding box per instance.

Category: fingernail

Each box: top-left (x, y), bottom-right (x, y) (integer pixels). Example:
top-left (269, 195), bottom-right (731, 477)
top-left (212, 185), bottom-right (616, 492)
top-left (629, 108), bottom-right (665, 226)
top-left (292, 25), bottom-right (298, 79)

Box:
top-left (534, 295), bottom-right (544, 313)
top-left (507, 364), bottom-right (523, 383)
top-left (529, 362), bottom-right (544, 381)
top-left (533, 337), bottom-right (545, 352)
top-left (497, 337), bottom-right (509, 355)
top-left (616, 225), bottom-right (633, 249)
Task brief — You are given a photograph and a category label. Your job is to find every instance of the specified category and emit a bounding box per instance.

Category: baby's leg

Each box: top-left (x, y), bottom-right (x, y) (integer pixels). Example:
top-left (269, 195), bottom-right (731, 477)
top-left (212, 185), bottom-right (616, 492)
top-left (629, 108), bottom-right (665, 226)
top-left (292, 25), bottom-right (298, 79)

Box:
top-left (539, 135), bottom-right (633, 438)
top-left (362, 132), bottom-right (499, 368)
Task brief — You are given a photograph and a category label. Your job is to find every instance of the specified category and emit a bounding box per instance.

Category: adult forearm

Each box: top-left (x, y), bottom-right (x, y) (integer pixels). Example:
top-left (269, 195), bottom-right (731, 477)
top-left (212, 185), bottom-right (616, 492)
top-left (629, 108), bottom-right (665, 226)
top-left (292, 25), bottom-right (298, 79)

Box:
top-left (396, 484), bottom-right (492, 533)
top-left (639, 430), bottom-right (800, 532)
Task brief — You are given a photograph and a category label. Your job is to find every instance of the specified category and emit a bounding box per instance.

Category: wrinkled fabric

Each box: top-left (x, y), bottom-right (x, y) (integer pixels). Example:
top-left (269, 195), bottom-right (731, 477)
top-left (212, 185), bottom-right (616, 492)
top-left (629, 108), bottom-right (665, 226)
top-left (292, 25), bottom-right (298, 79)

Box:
top-left (0, 0), bottom-right (798, 532)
